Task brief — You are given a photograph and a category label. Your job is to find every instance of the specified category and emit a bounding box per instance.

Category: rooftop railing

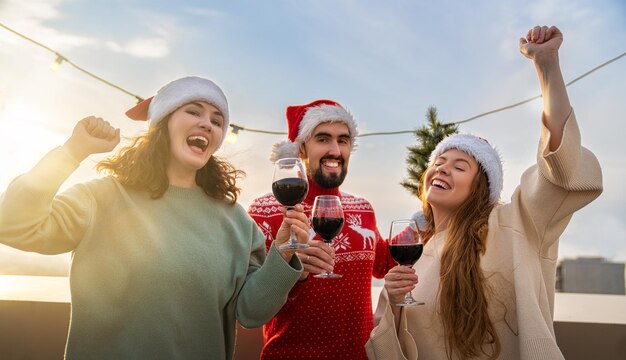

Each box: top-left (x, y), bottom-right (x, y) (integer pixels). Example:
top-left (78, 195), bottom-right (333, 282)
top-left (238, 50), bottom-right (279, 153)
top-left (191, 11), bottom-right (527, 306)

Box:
top-left (1, 275), bottom-right (624, 359)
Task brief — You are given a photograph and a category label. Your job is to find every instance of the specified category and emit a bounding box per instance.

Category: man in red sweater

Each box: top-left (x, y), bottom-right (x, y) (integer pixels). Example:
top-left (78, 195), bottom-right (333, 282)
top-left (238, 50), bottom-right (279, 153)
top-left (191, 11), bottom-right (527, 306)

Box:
top-left (248, 100), bottom-right (396, 359)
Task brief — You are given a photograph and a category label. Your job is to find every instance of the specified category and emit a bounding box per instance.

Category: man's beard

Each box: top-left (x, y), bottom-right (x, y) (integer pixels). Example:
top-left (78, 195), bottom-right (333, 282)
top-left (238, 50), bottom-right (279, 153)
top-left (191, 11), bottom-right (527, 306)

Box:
top-left (311, 157), bottom-right (347, 189)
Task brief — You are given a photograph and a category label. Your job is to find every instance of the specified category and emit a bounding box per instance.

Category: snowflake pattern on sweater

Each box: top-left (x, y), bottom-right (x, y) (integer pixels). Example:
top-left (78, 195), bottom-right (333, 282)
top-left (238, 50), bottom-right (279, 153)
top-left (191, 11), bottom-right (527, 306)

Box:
top-left (248, 183), bottom-right (395, 360)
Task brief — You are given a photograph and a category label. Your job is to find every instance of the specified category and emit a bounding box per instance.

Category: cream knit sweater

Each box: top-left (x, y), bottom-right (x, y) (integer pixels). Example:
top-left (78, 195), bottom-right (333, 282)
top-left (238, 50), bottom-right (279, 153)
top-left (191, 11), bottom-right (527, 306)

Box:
top-left (366, 111), bottom-right (603, 360)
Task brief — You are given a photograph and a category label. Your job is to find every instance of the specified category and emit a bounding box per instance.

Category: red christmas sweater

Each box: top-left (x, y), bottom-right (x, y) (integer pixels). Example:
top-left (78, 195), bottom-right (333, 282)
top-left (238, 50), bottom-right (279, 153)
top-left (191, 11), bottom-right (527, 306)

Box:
top-left (248, 179), bottom-right (396, 359)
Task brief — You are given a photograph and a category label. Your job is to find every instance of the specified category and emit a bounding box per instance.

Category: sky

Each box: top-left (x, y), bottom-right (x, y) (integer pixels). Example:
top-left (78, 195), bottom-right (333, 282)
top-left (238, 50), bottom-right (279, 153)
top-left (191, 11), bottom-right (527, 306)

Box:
top-left (0, 0), bottom-right (625, 275)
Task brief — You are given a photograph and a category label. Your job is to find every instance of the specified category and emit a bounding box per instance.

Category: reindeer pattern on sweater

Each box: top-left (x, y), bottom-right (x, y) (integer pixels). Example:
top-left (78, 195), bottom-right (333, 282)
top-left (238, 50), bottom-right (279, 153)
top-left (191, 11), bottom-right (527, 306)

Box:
top-left (249, 192), bottom-right (387, 265)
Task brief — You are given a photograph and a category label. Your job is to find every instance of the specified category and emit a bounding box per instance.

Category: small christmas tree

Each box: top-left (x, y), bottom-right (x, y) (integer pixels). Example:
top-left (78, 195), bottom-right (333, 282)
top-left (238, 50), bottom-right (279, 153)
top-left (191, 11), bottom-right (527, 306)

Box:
top-left (401, 106), bottom-right (459, 198)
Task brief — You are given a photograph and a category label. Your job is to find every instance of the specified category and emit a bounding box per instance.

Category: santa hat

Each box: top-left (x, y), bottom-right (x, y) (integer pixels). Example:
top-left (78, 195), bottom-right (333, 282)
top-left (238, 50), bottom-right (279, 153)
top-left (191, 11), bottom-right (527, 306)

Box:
top-left (270, 99), bottom-right (358, 162)
top-left (429, 134), bottom-right (503, 203)
top-left (126, 76), bottom-right (230, 148)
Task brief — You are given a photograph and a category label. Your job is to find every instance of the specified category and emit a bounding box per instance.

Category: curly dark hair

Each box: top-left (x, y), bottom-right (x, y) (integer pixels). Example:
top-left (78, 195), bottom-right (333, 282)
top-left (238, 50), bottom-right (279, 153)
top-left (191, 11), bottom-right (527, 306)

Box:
top-left (96, 114), bottom-right (244, 203)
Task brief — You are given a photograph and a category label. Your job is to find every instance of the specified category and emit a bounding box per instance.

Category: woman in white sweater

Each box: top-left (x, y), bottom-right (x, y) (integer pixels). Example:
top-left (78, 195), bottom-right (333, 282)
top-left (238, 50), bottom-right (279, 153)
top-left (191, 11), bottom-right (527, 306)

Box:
top-left (366, 26), bottom-right (603, 359)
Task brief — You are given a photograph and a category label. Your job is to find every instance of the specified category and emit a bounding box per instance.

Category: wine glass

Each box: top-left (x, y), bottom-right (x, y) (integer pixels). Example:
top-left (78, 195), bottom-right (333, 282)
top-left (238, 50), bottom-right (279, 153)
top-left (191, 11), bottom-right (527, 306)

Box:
top-left (311, 195), bottom-right (344, 279)
top-left (272, 158), bottom-right (309, 250)
top-left (389, 219), bottom-right (425, 306)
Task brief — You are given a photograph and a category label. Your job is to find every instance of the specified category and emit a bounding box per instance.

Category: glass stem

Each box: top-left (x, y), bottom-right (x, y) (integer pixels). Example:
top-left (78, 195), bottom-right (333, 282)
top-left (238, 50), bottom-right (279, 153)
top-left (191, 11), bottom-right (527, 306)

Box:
top-left (286, 206), bottom-right (297, 245)
top-left (289, 227), bottom-right (297, 244)
top-left (404, 265), bottom-right (415, 302)
top-left (325, 241), bottom-right (332, 274)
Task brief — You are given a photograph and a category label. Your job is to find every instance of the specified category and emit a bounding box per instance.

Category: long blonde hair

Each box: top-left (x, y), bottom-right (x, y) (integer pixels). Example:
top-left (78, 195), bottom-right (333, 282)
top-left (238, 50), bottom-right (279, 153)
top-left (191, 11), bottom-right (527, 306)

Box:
top-left (420, 169), bottom-right (500, 359)
top-left (97, 115), bottom-right (244, 204)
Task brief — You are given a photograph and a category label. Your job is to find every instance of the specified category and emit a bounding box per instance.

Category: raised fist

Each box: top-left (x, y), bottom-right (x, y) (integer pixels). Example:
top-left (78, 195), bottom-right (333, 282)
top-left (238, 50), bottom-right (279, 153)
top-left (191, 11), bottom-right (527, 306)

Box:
top-left (519, 25), bottom-right (563, 62)
top-left (63, 116), bottom-right (120, 161)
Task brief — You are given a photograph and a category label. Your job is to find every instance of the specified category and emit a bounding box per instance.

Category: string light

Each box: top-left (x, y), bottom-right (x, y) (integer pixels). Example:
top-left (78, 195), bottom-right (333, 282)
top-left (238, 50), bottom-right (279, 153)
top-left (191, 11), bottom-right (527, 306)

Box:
top-left (227, 50), bottom-right (625, 138)
top-left (49, 54), bottom-right (65, 72)
top-left (226, 125), bottom-right (242, 144)
top-left (1, 22), bottom-right (624, 142)
top-left (0, 22), bottom-right (144, 103)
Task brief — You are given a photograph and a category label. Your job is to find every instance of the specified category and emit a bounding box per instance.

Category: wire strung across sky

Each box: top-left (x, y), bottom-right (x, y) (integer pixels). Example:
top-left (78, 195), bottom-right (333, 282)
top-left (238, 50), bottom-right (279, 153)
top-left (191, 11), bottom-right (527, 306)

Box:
top-left (0, 22), bottom-right (144, 104)
top-left (2, 22), bottom-right (624, 137)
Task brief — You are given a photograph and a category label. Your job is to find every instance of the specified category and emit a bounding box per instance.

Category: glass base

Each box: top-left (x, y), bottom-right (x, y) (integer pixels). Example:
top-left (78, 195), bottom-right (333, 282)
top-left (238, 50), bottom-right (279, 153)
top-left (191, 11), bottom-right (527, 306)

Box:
top-left (395, 299), bottom-right (425, 307)
top-left (279, 242), bottom-right (310, 250)
top-left (314, 272), bottom-right (342, 279)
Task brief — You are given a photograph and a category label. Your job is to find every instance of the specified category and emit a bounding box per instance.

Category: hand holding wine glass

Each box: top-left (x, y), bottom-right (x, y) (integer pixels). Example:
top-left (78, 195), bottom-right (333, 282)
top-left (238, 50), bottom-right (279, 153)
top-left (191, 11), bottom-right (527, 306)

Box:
top-left (311, 195), bottom-right (344, 279)
top-left (272, 158), bottom-right (309, 250)
top-left (388, 219), bottom-right (424, 306)
top-left (274, 204), bottom-right (312, 262)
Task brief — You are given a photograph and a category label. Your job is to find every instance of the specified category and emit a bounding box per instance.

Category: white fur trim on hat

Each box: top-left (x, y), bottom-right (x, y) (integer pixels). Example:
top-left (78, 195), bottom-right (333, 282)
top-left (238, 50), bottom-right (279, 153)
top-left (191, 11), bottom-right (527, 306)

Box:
top-left (148, 76), bottom-right (230, 147)
top-left (411, 209), bottom-right (429, 231)
top-left (429, 134), bottom-right (503, 203)
top-left (294, 104), bottom-right (358, 144)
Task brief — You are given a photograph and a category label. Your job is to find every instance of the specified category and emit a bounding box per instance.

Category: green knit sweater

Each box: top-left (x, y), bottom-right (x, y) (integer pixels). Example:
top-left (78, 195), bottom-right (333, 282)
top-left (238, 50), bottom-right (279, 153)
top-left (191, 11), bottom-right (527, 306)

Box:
top-left (0, 147), bottom-right (302, 359)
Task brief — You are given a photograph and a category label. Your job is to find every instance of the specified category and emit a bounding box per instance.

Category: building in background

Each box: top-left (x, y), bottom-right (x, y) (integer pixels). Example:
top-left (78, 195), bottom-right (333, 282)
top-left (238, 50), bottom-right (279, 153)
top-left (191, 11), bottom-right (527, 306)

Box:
top-left (556, 257), bottom-right (625, 295)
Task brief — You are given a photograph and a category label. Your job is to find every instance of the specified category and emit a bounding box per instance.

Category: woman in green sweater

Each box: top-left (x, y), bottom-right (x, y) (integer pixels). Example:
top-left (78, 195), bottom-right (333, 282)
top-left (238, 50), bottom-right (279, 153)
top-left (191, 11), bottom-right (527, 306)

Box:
top-left (0, 76), bottom-right (307, 359)
top-left (366, 26), bottom-right (603, 359)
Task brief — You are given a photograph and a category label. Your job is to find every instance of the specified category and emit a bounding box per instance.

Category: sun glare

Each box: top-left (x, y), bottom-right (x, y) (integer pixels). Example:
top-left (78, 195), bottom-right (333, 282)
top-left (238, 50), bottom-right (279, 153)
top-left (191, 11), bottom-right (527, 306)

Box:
top-left (0, 275), bottom-right (19, 299)
top-left (0, 99), bottom-right (66, 190)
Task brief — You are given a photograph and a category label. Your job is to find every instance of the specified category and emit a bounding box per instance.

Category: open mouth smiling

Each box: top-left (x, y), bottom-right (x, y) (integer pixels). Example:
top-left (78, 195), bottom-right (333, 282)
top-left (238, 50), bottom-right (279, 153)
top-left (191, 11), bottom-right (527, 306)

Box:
top-left (431, 179), bottom-right (451, 190)
top-left (321, 159), bottom-right (341, 169)
top-left (186, 135), bottom-right (209, 152)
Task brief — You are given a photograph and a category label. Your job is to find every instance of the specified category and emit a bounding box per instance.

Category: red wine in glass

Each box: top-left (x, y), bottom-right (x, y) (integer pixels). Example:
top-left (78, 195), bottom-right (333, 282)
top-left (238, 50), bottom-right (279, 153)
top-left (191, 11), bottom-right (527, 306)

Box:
top-left (311, 217), bottom-right (344, 241)
top-left (272, 158), bottom-right (309, 250)
top-left (272, 178), bottom-right (308, 206)
top-left (389, 219), bottom-right (425, 306)
top-left (389, 243), bottom-right (423, 266)
top-left (312, 195), bottom-right (344, 279)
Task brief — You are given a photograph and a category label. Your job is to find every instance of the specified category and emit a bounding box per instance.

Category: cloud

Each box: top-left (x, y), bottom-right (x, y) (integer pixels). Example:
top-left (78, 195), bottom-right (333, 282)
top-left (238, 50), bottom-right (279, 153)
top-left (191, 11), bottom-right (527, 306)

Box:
top-left (1, 0), bottom-right (62, 21)
top-left (105, 36), bottom-right (171, 58)
top-left (0, 0), bottom-right (94, 50)
top-left (1, 0), bottom-right (180, 59)
top-left (101, 9), bottom-right (188, 59)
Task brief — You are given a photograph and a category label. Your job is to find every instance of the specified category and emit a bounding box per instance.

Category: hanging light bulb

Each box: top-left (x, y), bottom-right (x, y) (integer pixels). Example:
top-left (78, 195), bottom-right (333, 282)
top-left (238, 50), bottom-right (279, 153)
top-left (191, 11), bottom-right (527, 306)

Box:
top-left (49, 54), bottom-right (65, 72)
top-left (226, 125), bottom-right (241, 144)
